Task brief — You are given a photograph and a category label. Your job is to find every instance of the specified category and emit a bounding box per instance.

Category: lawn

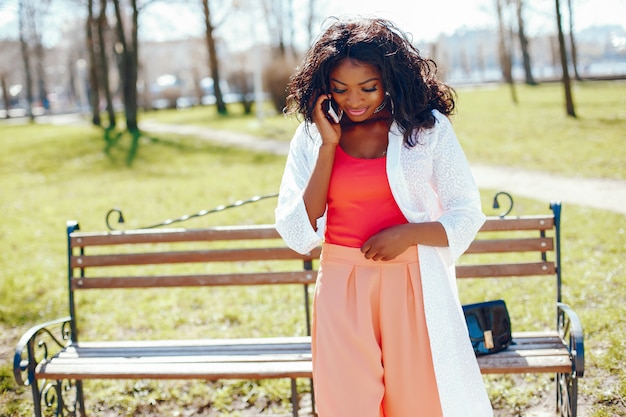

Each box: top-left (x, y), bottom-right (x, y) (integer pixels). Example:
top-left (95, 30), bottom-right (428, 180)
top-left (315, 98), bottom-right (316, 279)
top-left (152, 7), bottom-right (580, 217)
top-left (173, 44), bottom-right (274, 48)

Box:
top-left (0, 80), bottom-right (624, 416)
top-left (143, 81), bottom-right (626, 180)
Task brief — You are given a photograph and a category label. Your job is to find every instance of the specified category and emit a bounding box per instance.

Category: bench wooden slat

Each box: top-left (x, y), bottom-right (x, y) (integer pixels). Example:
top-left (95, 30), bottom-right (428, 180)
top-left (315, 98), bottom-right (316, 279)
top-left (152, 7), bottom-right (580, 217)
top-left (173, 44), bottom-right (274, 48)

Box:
top-left (480, 216), bottom-right (554, 232)
top-left (74, 336), bottom-right (311, 348)
top-left (59, 345), bottom-right (312, 359)
top-left (37, 331), bottom-right (571, 379)
top-left (456, 262), bottom-right (556, 278)
top-left (465, 237), bottom-right (553, 254)
top-left (71, 247), bottom-right (321, 268)
top-left (38, 360), bottom-right (313, 380)
top-left (477, 352), bottom-right (571, 374)
top-left (71, 225), bottom-right (281, 246)
top-left (71, 271), bottom-right (318, 289)
top-left (51, 354), bottom-right (312, 365)
top-left (510, 331), bottom-right (561, 341)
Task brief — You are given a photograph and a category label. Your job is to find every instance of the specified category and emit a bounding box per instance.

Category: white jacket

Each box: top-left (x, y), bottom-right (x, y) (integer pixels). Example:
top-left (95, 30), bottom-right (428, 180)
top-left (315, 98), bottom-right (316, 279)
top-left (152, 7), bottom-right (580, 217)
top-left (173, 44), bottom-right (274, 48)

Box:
top-left (275, 110), bottom-right (493, 417)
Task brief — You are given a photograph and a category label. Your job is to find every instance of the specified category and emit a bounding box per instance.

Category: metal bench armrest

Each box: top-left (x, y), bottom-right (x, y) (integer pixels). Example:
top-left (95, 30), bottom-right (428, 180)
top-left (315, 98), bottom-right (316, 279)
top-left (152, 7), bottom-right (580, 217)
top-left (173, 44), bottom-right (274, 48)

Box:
top-left (13, 316), bottom-right (73, 386)
top-left (557, 302), bottom-right (584, 377)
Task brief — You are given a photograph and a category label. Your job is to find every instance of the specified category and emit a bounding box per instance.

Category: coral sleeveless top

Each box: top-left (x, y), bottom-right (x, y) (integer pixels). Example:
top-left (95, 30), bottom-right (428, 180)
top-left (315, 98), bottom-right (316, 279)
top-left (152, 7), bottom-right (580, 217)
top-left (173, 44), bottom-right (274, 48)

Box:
top-left (324, 146), bottom-right (408, 248)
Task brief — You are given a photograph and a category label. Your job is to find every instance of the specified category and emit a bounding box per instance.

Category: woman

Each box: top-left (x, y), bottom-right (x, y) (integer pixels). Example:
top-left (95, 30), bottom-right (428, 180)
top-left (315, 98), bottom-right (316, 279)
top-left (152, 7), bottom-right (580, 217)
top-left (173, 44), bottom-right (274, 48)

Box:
top-left (275, 16), bottom-right (493, 417)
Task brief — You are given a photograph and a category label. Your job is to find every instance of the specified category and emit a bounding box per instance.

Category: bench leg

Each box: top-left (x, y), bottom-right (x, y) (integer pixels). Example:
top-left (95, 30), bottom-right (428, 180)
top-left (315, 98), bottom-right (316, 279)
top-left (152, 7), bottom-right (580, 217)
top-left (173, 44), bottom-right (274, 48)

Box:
top-left (30, 376), bottom-right (43, 417)
top-left (76, 379), bottom-right (87, 416)
top-left (291, 378), bottom-right (299, 417)
top-left (556, 372), bottom-right (578, 417)
top-left (309, 377), bottom-right (316, 416)
top-left (30, 378), bottom-right (84, 417)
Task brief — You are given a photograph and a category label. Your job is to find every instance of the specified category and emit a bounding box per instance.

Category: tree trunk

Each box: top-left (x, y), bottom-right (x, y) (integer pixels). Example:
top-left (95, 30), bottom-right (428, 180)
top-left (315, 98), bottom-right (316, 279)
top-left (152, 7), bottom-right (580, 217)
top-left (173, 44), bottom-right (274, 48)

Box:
top-left (112, 0), bottom-right (139, 132)
top-left (496, 0), bottom-right (512, 83)
top-left (26, 0), bottom-right (48, 114)
top-left (286, 0), bottom-right (295, 58)
top-left (127, 0), bottom-right (139, 132)
top-left (202, 0), bottom-right (227, 115)
top-left (496, 0), bottom-right (517, 103)
top-left (86, 0), bottom-right (101, 126)
top-left (507, 28), bottom-right (518, 104)
top-left (567, 0), bottom-right (581, 80)
top-left (34, 42), bottom-right (47, 112)
top-left (263, 0), bottom-right (286, 57)
top-left (18, 0), bottom-right (34, 121)
top-left (98, 0), bottom-right (116, 128)
top-left (555, 0), bottom-right (576, 117)
top-left (1, 75), bottom-right (10, 118)
top-left (516, 0), bottom-right (536, 85)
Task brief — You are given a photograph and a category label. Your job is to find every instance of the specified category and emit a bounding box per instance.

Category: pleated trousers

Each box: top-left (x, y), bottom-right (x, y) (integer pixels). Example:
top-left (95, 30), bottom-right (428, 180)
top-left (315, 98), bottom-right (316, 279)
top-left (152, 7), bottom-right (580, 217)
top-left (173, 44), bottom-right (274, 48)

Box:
top-left (312, 243), bottom-right (443, 417)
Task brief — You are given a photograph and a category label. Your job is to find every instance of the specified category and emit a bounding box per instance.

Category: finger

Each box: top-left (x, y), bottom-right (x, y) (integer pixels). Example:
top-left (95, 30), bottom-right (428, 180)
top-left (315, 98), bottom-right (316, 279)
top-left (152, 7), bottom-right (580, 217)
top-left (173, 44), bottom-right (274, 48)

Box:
top-left (312, 95), bottom-right (333, 126)
top-left (360, 241), bottom-right (371, 254)
top-left (363, 248), bottom-right (375, 259)
top-left (314, 94), bottom-right (330, 111)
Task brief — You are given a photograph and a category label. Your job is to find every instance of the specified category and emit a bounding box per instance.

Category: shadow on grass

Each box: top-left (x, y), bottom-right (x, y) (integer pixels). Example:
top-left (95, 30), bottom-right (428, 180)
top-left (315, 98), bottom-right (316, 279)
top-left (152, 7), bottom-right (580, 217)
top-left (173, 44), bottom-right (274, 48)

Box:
top-left (102, 127), bottom-right (248, 167)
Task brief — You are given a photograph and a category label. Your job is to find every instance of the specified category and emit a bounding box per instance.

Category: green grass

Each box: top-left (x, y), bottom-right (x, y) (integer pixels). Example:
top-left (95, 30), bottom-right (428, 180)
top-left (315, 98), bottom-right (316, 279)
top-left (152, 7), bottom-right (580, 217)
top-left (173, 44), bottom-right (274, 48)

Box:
top-left (143, 81), bottom-right (626, 180)
top-left (145, 101), bottom-right (303, 143)
top-left (1, 80), bottom-right (625, 416)
top-left (453, 81), bottom-right (626, 180)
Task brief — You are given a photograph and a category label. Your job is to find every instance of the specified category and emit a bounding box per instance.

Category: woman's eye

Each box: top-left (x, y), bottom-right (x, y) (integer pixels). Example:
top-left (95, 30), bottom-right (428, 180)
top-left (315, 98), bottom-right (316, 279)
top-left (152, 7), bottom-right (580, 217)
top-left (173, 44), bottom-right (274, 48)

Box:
top-left (363, 86), bottom-right (378, 93)
top-left (332, 88), bottom-right (346, 94)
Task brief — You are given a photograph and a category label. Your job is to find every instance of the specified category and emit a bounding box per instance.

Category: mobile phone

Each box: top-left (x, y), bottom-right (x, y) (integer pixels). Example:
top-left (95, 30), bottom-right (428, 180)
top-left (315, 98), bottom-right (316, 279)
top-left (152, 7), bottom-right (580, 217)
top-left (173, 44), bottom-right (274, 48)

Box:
top-left (327, 98), bottom-right (342, 123)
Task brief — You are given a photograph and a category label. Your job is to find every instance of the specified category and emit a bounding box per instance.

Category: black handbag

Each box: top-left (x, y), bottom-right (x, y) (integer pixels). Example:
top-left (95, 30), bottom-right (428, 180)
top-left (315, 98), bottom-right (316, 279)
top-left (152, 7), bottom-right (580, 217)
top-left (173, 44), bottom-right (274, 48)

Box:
top-left (462, 299), bottom-right (512, 356)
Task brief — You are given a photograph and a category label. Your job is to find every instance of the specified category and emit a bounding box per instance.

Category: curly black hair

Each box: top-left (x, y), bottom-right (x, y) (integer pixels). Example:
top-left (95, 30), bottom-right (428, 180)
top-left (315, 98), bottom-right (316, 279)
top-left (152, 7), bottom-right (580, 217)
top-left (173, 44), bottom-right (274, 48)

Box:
top-left (285, 16), bottom-right (456, 146)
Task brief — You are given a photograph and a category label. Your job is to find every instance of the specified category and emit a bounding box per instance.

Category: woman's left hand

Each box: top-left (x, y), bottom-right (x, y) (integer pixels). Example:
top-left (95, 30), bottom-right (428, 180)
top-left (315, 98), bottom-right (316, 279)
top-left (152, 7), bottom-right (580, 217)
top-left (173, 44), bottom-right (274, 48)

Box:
top-left (361, 221), bottom-right (449, 261)
top-left (360, 225), bottom-right (413, 261)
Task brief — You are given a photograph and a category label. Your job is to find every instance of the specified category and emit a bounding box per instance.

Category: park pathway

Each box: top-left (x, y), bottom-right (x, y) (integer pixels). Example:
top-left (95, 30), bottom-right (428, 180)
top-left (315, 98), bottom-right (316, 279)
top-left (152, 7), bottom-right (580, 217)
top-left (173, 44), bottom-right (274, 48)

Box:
top-left (139, 120), bottom-right (626, 216)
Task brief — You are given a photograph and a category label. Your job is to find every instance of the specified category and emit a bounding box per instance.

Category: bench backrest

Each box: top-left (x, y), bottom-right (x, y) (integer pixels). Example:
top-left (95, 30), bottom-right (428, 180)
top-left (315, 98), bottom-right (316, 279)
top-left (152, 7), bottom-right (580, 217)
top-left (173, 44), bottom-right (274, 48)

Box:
top-left (66, 202), bottom-right (561, 341)
top-left (66, 222), bottom-right (321, 342)
top-left (459, 203), bottom-right (561, 287)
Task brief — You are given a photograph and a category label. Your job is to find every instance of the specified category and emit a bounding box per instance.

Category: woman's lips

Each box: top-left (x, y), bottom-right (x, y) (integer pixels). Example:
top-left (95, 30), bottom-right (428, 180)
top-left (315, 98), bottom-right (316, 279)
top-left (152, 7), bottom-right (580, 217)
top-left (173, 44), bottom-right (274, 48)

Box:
top-left (346, 108), bottom-right (367, 116)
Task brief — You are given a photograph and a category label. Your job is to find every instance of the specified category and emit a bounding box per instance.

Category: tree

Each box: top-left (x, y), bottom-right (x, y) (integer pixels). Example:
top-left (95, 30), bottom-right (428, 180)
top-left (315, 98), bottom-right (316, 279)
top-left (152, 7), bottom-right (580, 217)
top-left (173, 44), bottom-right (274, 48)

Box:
top-left (32, 6), bottom-right (49, 113)
top-left (262, 0), bottom-right (296, 58)
top-left (495, 0), bottom-right (518, 103)
top-left (261, 0), bottom-right (309, 113)
top-left (16, 0), bottom-right (53, 118)
top-left (515, 0), bottom-right (536, 85)
top-left (567, 0), bottom-right (581, 80)
top-left (97, 0), bottom-right (117, 128)
top-left (555, 0), bottom-right (576, 117)
top-left (1, 73), bottom-right (10, 118)
top-left (0, 40), bottom-right (21, 118)
top-left (86, 0), bottom-right (101, 125)
top-left (111, 0), bottom-right (140, 133)
top-left (201, 0), bottom-right (227, 114)
top-left (18, 0), bottom-right (35, 120)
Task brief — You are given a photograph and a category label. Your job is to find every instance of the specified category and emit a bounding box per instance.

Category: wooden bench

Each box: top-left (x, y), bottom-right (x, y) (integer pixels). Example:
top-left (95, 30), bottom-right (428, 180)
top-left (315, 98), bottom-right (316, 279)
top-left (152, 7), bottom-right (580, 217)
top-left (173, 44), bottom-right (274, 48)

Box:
top-left (14, 199), bottom-right (584, 417)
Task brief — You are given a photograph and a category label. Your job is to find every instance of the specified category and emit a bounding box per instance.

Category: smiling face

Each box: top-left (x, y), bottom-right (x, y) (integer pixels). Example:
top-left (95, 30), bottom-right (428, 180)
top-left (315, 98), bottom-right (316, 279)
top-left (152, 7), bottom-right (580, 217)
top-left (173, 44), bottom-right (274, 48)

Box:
top-left (329, 58), bottom-right (387, 123)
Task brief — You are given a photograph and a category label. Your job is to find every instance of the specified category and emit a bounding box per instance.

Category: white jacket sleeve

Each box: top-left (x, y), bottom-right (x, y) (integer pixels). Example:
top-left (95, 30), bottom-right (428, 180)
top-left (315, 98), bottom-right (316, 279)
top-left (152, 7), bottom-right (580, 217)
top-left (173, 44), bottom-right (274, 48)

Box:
top-left (430, 113), bottom-right (486, 261)
top-left (274, 123), bottom-right (325, 254)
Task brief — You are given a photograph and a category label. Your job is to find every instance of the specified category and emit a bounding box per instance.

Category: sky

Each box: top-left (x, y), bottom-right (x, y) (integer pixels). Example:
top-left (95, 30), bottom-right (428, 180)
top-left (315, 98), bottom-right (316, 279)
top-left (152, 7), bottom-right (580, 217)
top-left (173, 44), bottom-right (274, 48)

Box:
top-left (1, 0), bottom-right (625, 48)
top-left (325, 0), bottom-right (626, 41)
top-left (137, 0), bottom-right (626, 49)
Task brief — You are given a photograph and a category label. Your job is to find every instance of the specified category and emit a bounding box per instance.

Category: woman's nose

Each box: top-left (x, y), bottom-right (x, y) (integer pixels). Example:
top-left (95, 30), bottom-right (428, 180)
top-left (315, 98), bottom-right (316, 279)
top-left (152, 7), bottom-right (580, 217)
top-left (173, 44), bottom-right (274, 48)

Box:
top-left (346, 91), bottom-right (362, 106)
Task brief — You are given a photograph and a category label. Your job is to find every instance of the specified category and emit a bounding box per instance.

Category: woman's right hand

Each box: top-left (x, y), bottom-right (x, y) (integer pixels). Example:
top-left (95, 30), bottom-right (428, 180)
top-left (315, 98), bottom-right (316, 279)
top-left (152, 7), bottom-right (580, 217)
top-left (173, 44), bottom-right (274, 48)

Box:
top-left (312, 94), bottom-right (342, 145)
top-left (301, 94), bottom-right (342, 229)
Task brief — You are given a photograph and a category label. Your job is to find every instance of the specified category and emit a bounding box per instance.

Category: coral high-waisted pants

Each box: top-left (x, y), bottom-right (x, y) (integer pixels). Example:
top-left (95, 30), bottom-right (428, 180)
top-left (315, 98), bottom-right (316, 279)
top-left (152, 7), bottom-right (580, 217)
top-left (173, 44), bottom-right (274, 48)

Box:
top-left (312, 243), bottom-right (443, 417)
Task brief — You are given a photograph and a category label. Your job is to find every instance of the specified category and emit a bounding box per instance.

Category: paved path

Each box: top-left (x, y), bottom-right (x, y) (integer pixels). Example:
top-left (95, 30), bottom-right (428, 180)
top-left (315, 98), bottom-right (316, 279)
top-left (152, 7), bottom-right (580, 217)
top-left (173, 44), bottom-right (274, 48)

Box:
top-left (139, 120), bottom-right (626, 216)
